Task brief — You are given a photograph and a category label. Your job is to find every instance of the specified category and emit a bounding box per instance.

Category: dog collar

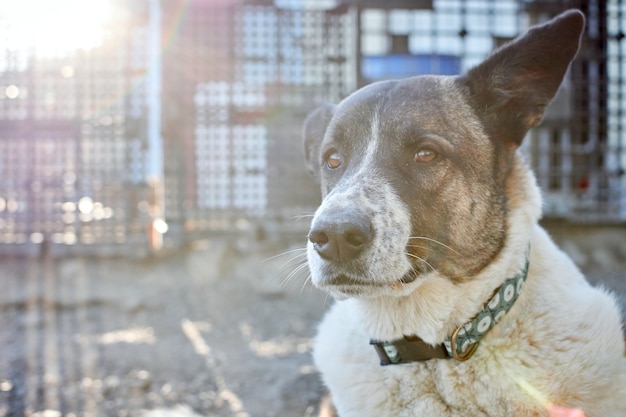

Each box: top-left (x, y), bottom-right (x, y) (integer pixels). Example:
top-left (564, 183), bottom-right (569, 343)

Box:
top-left (371, 247), bottom-right (530, 365)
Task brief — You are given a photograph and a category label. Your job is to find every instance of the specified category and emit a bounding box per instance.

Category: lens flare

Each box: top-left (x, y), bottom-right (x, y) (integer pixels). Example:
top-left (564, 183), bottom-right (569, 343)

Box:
top-left (1, 0), bottom-right (112, 58)
top-left (516, 378), bottom-right (585, 417)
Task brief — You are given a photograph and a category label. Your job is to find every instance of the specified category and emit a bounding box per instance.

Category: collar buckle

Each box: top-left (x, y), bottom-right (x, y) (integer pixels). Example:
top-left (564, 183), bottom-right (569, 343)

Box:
top-left (450, 325), bottom-right (479, 361)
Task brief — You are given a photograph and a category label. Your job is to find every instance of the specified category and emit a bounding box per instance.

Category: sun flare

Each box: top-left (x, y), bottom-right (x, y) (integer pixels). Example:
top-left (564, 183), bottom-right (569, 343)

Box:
top-left (0, 0), bottom-right (112, 58)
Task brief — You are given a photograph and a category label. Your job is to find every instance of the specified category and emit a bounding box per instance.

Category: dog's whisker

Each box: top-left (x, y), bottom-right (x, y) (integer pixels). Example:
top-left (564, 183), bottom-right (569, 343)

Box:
top-left (263, 247), bottom-right (308, 263)
top-left (280, 261), bottom-right (307, 286)
top-left (405, 244), bottom-right (430, 252)
top-left (289, 213), bottom-right (316, 221)
top-left (299, 272), bottom-right (314, 293)
top-left (275, 253), bottom-right (309, 272)
top-left (408, 266), bottom-right (421, 282)
top-left (280, 261), bottom-right (311, 288)
top-left (323, 291), bottom-right (333, 306)
top-left (407, 236), bottom-right (461, 256)
top-left (405, 252), bottom-right (437, 272)
top-left (266, 251), bottom-right (310, 288)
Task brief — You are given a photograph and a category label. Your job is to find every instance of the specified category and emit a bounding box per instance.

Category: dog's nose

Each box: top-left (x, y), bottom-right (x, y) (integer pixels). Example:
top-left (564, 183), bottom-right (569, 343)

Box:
top-left (308, 211), bottom-right (372, 263)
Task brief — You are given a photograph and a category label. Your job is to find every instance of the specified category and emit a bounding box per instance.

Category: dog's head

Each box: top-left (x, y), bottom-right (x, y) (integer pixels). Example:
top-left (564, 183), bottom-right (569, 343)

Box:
top-left (302, 10), bottom-right (585, 299)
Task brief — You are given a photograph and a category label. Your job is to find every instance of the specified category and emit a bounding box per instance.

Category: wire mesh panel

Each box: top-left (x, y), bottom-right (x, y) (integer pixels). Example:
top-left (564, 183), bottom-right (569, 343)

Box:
top-left (254, 2), bottom-right (355, 224)
top-left (0, 0), bottom-right (154, 256)
top-left (357, 0), bottom-right (521, 84)
top-left (162, 0), bottom-right (354, 236)
top-left (0, 124), bottom-right (76, 250)
top-left (606, 0), bottom-right (626, 219)
top-left (161, 0), bottom-right (239, 232)
top-left (522, 0), bottom-right (626, 221)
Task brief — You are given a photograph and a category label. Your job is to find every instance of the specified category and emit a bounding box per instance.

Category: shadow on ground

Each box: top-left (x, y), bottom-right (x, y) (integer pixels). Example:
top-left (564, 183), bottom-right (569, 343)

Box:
top-left (0, 224), bottom-right (624, 417)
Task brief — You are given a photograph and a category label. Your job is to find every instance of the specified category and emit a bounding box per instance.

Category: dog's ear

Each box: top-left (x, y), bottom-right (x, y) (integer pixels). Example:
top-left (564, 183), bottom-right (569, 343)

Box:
top-left (302, 104), bottom-right (335, 183)
top-left (461, 9), bottom-right (585, 147)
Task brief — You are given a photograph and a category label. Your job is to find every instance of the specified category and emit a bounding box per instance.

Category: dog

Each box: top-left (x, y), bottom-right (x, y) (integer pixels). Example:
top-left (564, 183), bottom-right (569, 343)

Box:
top-left (302, 10), bottom-right (626, 417)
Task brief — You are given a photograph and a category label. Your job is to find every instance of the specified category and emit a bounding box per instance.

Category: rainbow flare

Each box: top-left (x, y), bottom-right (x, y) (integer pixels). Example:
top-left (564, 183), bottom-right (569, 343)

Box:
top-left (516, 379), bottom-right (585, 417)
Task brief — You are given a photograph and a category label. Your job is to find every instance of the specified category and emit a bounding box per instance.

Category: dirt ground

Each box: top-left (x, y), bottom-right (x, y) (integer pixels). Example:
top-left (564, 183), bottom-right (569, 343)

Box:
top-left (0, 225), bottom-right (624, 417)
top-left (0, 234), bottom-right (329, 417)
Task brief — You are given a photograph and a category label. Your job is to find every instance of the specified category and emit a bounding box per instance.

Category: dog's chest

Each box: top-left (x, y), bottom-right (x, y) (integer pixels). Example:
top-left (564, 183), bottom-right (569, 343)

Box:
top-left (313, 301), bottom-right (534, 417)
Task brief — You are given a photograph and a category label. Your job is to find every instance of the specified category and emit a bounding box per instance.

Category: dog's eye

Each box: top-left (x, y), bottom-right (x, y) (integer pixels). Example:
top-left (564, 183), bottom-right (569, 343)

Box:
top-left (414, 148), bottom-right (437, 163)
top-left (325, 152), bottom-right (342, 169)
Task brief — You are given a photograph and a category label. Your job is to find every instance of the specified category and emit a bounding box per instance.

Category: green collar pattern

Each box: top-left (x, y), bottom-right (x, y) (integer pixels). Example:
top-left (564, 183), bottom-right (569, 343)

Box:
top-left (371, 246), bottom-right (531, 365)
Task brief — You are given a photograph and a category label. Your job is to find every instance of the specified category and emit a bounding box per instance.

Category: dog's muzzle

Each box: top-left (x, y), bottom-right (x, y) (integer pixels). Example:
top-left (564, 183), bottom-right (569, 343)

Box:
top-left (306, 186), bottom-right (415, 297)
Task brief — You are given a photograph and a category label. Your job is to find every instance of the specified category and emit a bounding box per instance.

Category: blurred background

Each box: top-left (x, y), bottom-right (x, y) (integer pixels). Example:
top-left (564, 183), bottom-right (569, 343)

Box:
top-left (0, 0), bottom-right (625, 256)
top-left (0, 0), bottom-right (624, 416)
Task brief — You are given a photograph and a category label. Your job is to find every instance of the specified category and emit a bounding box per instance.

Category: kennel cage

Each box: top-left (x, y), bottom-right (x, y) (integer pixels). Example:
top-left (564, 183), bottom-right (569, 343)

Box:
top-left (160, 0), bottom-right (355, 241)
top-left (353, 0), bottom-right (626, 221)
top-left (0, 0), bottom-right (624, 256)
top-left (522, 1), bottom-right (626, 220)
top-left (0, 0), bottom-right (155, 256)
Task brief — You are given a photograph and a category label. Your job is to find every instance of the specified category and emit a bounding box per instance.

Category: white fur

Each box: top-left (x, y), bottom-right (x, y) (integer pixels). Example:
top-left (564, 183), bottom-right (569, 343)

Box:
top-left (313, 155), bottom-right (626, 416)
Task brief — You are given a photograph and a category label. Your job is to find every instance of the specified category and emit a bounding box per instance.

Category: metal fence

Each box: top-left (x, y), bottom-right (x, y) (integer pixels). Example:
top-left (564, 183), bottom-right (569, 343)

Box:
top-left (0, 0), bottom-right (155, 256)
top-left (524, 1), bottom-right (626, 221)
top-left (160, 0), bottom-right (354, 241)
top-left (0, 0), bottom-right (624, 256)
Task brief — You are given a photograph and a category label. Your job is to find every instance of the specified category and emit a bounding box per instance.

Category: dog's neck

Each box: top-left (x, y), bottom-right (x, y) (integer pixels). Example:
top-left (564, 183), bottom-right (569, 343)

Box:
top-left (349, 155), bottom-right (541, 345)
